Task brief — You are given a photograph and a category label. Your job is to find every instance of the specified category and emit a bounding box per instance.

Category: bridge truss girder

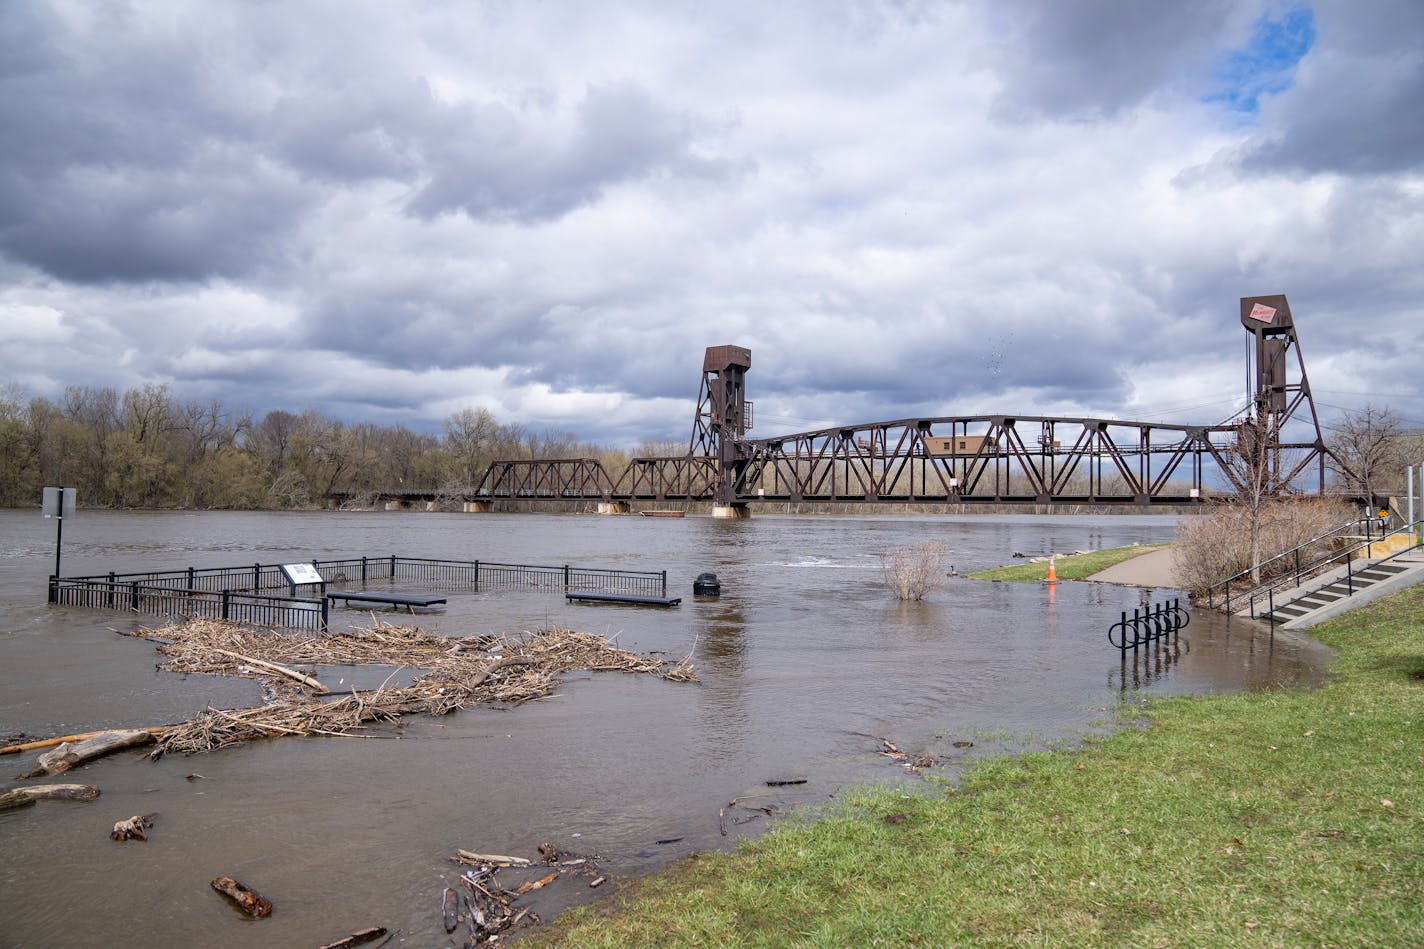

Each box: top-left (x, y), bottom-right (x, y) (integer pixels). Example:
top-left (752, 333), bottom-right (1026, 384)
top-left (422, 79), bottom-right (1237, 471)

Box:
top-left (733, 415), bottom-right (1235, 505)
top-left (471, 415), bottom-right (1254, 506)
top-left (477, 459), bottom-right (619, 500)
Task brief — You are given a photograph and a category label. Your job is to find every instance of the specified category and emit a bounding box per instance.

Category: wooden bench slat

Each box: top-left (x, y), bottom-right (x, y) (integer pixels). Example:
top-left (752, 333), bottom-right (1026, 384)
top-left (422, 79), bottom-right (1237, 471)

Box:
top-left (327, 592), bottom-right (448, 608)
top-left (565, 591), bottom-right (681, 607)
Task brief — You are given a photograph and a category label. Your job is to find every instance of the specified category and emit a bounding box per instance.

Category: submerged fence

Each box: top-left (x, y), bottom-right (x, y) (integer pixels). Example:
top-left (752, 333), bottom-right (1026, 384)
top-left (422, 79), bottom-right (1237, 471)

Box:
top-left (50, 578), bottom-right (330, 631)
top-left (49, 555), bottom-right (668, 629)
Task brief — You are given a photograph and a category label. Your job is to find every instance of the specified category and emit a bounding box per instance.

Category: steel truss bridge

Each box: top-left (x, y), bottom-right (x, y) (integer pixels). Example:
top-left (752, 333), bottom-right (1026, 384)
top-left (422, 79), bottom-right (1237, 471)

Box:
top-left (469, 295), bottom-right (1351, 511)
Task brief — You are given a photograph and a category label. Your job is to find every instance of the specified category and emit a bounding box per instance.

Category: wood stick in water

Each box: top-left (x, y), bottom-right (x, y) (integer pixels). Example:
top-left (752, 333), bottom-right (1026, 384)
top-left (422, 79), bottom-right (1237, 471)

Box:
top-left (0, 731), bottom-right (108, 756)
top-left (318, 928), bottom-right (388, 949)
top-left (209, 648), bottom-right (329, 693)
top-left (455, 850), bottom-right (531, 867)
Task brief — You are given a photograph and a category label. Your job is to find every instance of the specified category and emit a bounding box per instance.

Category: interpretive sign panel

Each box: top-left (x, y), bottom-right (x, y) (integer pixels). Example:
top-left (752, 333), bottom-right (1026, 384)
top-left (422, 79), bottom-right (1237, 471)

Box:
top-left (280, 563), bottom-right (324, 586)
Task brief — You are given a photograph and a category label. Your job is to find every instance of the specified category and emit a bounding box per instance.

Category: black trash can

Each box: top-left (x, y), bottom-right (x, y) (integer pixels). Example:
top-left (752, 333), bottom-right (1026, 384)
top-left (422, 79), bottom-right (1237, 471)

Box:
top-left (693, 572), bottom-right (721, 596)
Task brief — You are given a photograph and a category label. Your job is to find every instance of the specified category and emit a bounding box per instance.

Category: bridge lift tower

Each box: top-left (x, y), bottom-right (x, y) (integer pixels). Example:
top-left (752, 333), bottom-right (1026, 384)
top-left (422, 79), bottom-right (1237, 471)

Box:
top-left (688, 345), bottom-right (755, 515)
top-left (1231, 293), bottom-right (1337, 495)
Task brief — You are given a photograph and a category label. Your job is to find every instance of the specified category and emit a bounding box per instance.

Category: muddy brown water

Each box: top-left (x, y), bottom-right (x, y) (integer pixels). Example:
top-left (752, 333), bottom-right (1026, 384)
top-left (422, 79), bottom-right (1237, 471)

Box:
top-left (0, 510), bottom-right (1330, 948)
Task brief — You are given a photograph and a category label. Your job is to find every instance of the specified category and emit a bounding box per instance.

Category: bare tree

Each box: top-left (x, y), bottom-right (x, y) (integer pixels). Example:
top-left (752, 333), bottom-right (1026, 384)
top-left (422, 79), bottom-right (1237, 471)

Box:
top-left (1225, 417), bottom-right (1275, 583)
top-left (881, 541), bottom-right (949, 601)
top-left (1328, 404), bottom-right (1407, 506)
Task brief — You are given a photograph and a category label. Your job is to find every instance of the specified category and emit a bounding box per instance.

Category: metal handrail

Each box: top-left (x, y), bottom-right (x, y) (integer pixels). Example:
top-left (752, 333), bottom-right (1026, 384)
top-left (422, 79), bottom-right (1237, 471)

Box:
top-left (1231, 521), bottom-right (1421, 617)
top-left (1208, 516), bottom-right (1377, 609)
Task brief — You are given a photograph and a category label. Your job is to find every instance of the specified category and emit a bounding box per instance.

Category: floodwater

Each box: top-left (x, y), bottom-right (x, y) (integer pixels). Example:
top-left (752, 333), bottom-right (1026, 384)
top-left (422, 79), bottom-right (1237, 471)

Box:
top-left (0, 510), bottom-right (1331, 948)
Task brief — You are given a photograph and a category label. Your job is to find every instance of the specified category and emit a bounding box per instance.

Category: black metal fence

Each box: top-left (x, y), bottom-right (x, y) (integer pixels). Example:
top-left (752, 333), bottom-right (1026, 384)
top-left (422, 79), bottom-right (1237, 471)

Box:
top-left (1108, 598), bottom-right (1190, 656)
top-left (50, 577), bottom-right (329, 631)
top-left (49, 555), bottom-right (668, 629)
top-left (316, 556), bottom-right (667, 595)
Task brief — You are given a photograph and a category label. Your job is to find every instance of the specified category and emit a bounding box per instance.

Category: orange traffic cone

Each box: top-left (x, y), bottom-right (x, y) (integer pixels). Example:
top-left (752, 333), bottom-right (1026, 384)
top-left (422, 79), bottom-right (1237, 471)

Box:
top-left (1046, 555), bottom-right (1059, 584)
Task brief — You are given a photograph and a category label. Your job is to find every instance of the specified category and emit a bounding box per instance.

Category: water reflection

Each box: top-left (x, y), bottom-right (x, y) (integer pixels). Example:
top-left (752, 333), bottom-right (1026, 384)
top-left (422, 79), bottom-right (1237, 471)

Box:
top-left (1114, 637), bottom-right (1191, 691)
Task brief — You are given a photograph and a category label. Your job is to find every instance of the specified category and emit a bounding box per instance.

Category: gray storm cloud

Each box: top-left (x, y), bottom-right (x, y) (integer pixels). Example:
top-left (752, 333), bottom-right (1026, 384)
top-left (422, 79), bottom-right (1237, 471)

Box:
top-left (0, 0), bottom-right (1420, 445)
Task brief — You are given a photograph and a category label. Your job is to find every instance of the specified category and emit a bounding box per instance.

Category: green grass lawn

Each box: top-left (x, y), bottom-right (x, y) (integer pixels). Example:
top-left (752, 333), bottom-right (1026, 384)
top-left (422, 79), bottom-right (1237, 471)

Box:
top-left (970, 544), bottom-right (1166, 582)
top-left (529, 587), bottom-right (1424, 947)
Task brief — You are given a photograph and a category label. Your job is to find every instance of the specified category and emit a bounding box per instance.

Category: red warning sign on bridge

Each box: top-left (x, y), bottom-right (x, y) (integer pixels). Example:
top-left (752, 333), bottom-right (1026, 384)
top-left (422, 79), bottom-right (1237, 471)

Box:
top-left (1247, 302), bottom-right (1277, 323)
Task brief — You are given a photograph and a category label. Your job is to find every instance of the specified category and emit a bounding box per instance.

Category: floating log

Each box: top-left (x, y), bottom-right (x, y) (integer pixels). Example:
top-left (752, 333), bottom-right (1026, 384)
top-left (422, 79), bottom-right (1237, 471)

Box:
top-left (210, 648), bottom-right (328, 694)
top-left (110, 813), bottom-right (156, 841)
top-left (537, 841), bottom-right (560, 863)
top-left (210, 876), bottom-right (272, 918)
top-left (455, 850), bottom-right (530, 867)
top-left (442, 886), bottom-right (459, 933)
top-left (317, 928), bottom-right (387, 949)
top-left (27, 730), bottom-right (155, 778)
top-left (0, 783), bottom-right (101, 811)
top-left (515, 872), bottom-right (558, 896)
top-left (764, 777), bottom-right (807, 787)
top-left (588, 876), bottom-right (607, 888)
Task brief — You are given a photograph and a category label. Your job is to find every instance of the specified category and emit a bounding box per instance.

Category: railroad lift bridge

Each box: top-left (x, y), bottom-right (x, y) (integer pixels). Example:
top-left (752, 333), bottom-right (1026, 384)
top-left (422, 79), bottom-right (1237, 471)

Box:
top-left (471, 295), bottom-right (1353, 517)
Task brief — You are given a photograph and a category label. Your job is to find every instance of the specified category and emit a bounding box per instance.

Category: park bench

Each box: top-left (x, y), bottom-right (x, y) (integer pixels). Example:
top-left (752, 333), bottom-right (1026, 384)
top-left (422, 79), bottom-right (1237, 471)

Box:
top-left (565, 591), bottom-right (681, 607)
top-left (326, 591), bottom-right (447, 612)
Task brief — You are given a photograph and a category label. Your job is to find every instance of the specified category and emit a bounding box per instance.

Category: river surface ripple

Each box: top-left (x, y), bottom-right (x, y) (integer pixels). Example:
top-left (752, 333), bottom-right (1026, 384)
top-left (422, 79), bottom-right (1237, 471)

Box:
top-left (0, 510), bottom-right (1329, 948)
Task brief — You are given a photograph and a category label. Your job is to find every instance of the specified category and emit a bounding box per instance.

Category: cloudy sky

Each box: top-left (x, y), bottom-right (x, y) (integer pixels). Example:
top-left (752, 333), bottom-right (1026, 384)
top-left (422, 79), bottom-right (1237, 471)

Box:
top-left (2, 0), bottom-right (1421, 449)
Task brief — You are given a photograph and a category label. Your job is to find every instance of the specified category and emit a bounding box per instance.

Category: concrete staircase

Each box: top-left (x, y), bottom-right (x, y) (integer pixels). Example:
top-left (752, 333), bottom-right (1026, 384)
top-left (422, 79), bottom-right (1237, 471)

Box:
top-left (1247, 543), bottom-right (1424, 629)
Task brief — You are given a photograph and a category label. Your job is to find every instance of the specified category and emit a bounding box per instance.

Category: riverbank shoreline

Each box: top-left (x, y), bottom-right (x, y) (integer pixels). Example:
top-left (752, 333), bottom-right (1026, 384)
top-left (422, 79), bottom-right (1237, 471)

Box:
top-left (529, 586), bottom-right (1423, 947)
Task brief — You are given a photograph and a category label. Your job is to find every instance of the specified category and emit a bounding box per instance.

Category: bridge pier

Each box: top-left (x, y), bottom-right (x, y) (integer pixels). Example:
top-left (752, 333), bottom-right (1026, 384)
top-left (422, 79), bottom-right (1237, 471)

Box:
top-left (712, 503), bottom-right (751, 519)
top-left (462, 500), bottom-right (494, 513)
top-left (597, 501), bottom-right (631, 515)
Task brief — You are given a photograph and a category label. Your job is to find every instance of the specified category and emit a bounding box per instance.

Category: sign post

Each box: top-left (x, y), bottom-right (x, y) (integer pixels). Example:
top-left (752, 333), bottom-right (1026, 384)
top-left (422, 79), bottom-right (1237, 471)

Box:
top-left (42, 486), bottom-right (77, 601)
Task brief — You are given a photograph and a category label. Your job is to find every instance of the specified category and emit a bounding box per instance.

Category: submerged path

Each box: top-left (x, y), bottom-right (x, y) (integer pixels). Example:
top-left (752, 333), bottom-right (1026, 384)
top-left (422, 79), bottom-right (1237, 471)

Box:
top-left (1085, 546), bottom-right (1181, 588)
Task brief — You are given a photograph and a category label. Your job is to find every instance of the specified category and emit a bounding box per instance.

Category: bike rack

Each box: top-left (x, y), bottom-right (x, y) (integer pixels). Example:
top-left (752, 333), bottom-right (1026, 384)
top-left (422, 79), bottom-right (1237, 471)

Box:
top-left (1109, 598), bottom-right (1190, 656)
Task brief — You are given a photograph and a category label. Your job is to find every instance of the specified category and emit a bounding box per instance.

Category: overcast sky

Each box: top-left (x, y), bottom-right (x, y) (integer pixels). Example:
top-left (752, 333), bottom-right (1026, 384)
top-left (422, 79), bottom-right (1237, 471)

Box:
top-left (2, 0), bottom-right (1421, 449)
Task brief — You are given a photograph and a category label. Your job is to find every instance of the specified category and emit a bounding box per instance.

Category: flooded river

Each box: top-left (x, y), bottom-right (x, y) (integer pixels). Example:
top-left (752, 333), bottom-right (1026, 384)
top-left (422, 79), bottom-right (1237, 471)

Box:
top-left (0, 510), bottom-right (1330, 947)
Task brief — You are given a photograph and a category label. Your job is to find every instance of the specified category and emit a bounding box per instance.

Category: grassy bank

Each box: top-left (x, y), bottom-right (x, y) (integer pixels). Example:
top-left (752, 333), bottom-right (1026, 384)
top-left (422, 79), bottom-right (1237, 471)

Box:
top-left (531, 588), bottom-right (1424, 947)
top-left (971, 544), bottom-right (1166, 582)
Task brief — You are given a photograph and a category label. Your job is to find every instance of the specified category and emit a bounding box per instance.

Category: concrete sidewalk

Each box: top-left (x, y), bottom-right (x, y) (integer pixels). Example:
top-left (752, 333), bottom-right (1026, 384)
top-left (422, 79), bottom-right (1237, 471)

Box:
top-left (1085, 546), bottom-right (1180, 588)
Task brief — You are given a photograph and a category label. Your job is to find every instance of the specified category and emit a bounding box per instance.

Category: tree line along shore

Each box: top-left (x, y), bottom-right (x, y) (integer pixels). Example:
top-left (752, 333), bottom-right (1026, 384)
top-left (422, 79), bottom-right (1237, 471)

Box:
top-left (4, 379), bottom-right (1413, 515)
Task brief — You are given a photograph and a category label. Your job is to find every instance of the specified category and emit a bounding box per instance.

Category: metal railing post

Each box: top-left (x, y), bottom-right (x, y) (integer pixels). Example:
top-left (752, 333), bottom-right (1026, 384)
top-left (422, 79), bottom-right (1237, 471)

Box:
top-left (222, 589), bottom-right (230, 620)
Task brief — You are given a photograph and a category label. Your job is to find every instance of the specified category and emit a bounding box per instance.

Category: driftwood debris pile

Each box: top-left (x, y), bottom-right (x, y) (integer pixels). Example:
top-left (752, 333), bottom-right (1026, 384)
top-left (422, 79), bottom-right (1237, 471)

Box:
top-left (445, 844), bottom-right (603, 944)
top-left (119, 618), bottom-right (697, 756)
